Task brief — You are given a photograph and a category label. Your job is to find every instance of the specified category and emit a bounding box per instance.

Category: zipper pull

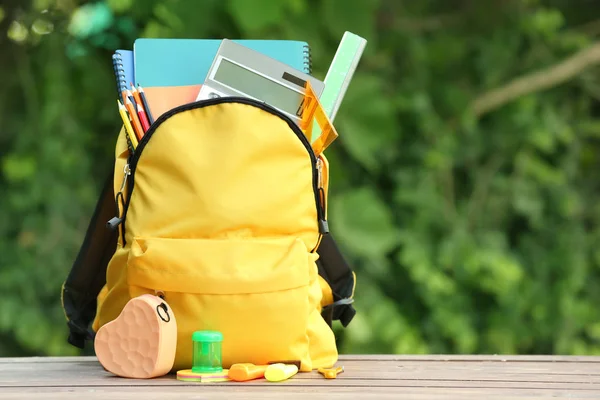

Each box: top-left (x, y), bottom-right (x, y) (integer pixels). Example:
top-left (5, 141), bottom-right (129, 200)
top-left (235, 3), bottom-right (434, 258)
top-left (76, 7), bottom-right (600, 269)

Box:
top-left (317, 157), bottom-right (323, 189)
top-left (107, 164), bottom-right (130, 230)
top-left (316, 157), bottom-right (329, 234)
top-left (119, 163), bottom-right (131, 193)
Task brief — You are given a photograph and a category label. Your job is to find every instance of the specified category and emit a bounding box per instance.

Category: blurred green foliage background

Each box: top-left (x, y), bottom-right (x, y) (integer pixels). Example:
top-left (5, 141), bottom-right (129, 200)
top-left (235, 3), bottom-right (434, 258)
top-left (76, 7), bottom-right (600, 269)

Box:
top-left (3, 0), bottom-right (600, 358)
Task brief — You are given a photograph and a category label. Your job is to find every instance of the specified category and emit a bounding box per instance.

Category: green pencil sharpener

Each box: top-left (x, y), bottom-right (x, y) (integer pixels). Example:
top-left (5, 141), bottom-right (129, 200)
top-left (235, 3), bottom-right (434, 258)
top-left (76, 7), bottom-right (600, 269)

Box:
top-left (191, 330), bottom-right (223, 373)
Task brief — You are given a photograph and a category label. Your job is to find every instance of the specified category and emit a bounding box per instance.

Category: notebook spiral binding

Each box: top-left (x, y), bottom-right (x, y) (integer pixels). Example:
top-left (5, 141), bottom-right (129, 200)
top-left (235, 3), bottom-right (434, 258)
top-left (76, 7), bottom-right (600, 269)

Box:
top-left (112, 53), bottom-right (128, 99)
top-left (303, 44), bottom-right (312, 74)
top-left (112, 53), bottom-right (135, 154)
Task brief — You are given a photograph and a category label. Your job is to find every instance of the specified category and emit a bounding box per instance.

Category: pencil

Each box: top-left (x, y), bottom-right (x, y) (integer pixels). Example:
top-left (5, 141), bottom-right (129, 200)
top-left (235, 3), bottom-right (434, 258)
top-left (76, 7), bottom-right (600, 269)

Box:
top-left (131, 83), bottom-right (143, 108)
top-left (124, 96), bottom-right (144, 141)
top-left (137, 84), bottom-right (154, 125)
top-left (117, 99), bottom-right (138, 149)
top-left (125, 89), bottom-right (137, 113)
top-left (137, 101), bottom-right (151, 133)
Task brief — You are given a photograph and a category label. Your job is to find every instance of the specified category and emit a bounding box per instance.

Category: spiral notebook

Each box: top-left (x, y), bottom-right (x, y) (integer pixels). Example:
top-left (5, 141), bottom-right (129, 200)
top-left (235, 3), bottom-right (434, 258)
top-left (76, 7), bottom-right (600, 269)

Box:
top-left (112, 50), bottom-right (134, 100)
top-left (132, 38), bottom-right (312, 118)
top-left (134, 38), bottom-right (312, 87)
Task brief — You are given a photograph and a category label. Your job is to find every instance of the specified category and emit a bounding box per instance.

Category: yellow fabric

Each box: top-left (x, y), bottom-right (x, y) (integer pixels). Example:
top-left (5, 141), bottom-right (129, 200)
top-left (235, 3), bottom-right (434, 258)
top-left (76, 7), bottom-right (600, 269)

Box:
top-left (94, 102), bottom-right (338, 372)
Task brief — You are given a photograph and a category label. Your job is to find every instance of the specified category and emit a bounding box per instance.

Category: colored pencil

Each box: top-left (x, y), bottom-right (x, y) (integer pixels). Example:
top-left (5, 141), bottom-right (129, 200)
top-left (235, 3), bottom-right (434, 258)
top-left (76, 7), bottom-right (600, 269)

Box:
top-left (137, 84), bottom-right (154, 125)
top-left (137, 101), bottom-right (151, 133)
top-left (124, 96), bottom-right (144, 141)
top-left (117, 99), bottom-right (138, 149)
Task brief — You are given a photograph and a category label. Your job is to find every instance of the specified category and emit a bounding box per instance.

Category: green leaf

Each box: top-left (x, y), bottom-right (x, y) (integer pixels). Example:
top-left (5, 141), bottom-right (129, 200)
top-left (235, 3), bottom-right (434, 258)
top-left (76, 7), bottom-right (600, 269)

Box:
top-left (515, 150), bottom-right (565, 186)
top-left (140, 20), bottom-right (172, 38)
top-left (31, 19), bottom-right (54, 35)
top-left (226, 0), bottom-right (287, 34)
top-left (106, 0), bottom-right (134, 13)
top-left (154, 3), bottom-right (184, 32)
top-left (7, 21), bottom-right (29, 43)
top-left (329, 186), bottom-right (399, 258)
top-left (336, 74), bottom-right (399, 172)
top-left (525, 7), bottom-right (565, 38)
top-left (68, 3), bottom-right (114, 38)
top-left (2, 155), bottom-right (37, 183)
top-left (321, 0), bottom-right (380, 40)
top-left (33, 0), bottom-right (53, 11)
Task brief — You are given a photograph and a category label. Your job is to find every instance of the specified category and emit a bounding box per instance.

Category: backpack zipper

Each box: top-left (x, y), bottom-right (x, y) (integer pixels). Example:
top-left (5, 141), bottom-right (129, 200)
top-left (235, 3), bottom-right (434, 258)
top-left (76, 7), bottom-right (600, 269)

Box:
top-left (107, 163), bottom-right (130, 231)
top-left (108, 97), bottom-right (328, 246)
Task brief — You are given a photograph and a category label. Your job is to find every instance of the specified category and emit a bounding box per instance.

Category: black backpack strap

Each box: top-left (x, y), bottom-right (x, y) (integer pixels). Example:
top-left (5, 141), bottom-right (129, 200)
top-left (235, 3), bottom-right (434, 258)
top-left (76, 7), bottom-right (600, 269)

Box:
top-left (316, 233), bottom-right (357, 328)
top-left (61, 168), bottom-right (117, 349)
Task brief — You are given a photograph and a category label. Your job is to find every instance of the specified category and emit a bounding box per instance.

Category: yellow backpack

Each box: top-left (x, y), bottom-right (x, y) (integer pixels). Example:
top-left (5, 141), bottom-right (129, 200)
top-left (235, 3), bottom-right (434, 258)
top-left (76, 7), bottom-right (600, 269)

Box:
top-left (61, 98), bottom-right (357, 372)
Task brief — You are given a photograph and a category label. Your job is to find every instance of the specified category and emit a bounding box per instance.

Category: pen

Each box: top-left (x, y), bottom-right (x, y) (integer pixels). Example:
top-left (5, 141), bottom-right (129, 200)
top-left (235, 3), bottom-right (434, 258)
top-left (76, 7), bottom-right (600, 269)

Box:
top-left (137, 84), bottom-right (154, 125)
top-left (117, 99), bottom-right (138, 149)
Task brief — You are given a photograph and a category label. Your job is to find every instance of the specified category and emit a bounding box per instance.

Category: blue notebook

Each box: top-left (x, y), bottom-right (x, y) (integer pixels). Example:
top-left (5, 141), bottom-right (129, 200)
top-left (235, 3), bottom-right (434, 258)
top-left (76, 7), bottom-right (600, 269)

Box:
top-left (112, 50), bottom-right (134, 98)
top-left (133, 38), bottom-right (312, 88)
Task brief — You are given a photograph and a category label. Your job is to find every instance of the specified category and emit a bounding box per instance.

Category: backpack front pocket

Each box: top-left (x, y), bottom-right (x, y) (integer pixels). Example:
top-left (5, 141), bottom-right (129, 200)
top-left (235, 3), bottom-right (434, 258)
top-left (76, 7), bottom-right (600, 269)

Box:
top-left (126, 235), bottom-right (316, 371)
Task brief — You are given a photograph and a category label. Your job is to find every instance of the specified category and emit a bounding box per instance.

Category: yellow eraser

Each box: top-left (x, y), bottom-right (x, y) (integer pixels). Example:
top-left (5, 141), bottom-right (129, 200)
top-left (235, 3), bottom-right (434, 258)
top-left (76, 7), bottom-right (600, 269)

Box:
top-left (265, 363), bottom-right (298, 382)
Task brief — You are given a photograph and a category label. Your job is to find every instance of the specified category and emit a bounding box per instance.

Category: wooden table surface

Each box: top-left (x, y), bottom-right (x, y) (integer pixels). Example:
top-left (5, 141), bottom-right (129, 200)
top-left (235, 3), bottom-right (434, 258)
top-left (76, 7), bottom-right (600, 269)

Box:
top-left (1, 354), bottom-right (600, 399)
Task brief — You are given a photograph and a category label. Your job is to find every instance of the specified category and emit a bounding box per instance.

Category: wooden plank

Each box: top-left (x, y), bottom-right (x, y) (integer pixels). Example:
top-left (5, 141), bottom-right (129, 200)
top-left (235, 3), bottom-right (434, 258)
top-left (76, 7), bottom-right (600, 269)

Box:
top-left (1, 360), bottom-right (599, 390)
top-left (4, 356), bottom-right (600, 372)
top-left (2, 386), bottom-right (600, 400)
top-left (341, 354), bottom-right (600, 363)
top-left (3, 354), bottom-right (600, 363)
top-left (2, 358), bottom-right (600, 383)
top-left (2, 356), bottom-right (600, 400)
top-left (3, 358), bottom-right (600, 384)
top-left (343, 361), bottom-right (600, 377)
top-left (0, 357), bottom-right (98, 364)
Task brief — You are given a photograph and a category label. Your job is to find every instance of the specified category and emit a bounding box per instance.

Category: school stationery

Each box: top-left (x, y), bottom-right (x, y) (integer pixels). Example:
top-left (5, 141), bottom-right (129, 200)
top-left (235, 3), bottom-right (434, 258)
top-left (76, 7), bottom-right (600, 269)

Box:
top-left (117, 99), bottom-right (138, 149)
top-left (132, 38), bottom-right (313, 119)
top-left (133, 38), bottom-right (312, 87)
top-left (131, 84), bottom-right (142, 106)
top-left (124, 95), bottom-right (144, 141)
top-left (137, 84), bottom-right (154, 124)
top-left (197, 39), bottom-right (324, 126)
top-left (94, 295), bottom-right (177, 379)
top-left (112, 50), bottom-right (134, 102)
top-left (136, 86), bottom-right (200, 121)
top-left (136, 101), bottom-right (150, 133)
top-left (300, 81), bottom-right (339, 155)
top-left (176, 369), bottom-right (231, 382)
top-left (228, 363), bottom-right (269, 381)
top-left (318, 366), bottom-right (344, 379)
top-left (264, 363), bottom-right (298, 382)
top-left (311, 31), bottom-right (366, 143)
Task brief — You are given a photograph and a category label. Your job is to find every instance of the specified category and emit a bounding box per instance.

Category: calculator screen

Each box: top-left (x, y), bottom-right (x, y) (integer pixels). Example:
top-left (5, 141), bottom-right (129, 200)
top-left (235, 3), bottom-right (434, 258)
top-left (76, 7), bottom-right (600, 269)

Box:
top-left (214, 58), bottom-right (304, 116)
